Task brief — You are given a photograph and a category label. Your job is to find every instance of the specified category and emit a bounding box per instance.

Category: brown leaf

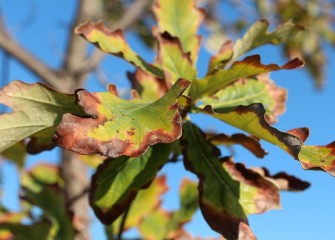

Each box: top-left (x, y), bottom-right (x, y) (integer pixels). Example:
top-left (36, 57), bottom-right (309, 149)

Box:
top-left (287, 127), bottom-right (310, 143)
top-left (252, 167), bottom-right (310, 191)
top-left (208, 133), bottom-right (267, 158)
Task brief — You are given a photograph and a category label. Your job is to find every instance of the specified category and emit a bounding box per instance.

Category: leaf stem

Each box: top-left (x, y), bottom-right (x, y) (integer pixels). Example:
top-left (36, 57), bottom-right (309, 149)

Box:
top-left (117, 202), bottom-right (132, 240)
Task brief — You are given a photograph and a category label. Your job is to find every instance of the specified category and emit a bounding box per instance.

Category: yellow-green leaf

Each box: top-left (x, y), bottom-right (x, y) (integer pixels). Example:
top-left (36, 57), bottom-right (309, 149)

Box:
top-left (232, 20), bottom-right (302, 61)
top-left (153, 0), bottom-right (204, 64)
top-left (200, 77), bottom-right (287, 124)
top-left (189, 55), bottom-right (303, 99)
top-left (0, 81), bottom-right (84, 154)
top-left (75, 21), bottom-right (163, 77)
top-left (156, 32), bottom-right (197, 85)
top-left (54, 79), bottom-right (190, 158)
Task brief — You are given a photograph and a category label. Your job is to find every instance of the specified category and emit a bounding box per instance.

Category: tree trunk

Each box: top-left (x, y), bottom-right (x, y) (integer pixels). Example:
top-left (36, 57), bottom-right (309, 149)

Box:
top-left (61, 150), bottom-right (90, 240)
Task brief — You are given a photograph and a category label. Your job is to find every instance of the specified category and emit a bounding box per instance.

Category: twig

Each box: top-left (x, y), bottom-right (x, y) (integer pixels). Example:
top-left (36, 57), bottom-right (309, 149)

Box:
top-left (0, 16), bottom-right (63, 89)
top-left (117, 202), bottom-right (132, 240)
top-left (0, 51), bottom-right (9, 113)
top-left (66, 186), bottom-right (90, 208)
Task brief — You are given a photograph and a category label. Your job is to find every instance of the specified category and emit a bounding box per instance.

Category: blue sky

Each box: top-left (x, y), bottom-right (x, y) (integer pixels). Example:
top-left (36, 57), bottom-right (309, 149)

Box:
top-left (1, 1), bottom-right (335, 239)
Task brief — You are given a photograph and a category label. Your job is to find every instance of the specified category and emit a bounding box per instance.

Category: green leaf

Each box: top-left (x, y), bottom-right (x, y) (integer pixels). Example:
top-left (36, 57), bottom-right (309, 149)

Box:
top-left (202, 104), bottom-right (302, 158)
top-left (54, 79), bottom-right (190, 158)
top-left (156, 32), bottom-right (197, 85)
top-left (75, 21), bottom-right (163, 77)
top-left (21, 164), bottom-right (74, 240)
top-left (138, 209), bottom-right (170, 240)
top-left (207, 40), bottom-right (234, 74)
top-left (0, 220), bottom-right (52, 240)
top-left (111, 175), bottom-right (168, 232)
top-left (202, 104), bottom-right (335, 176)
top-left (90, 143), bottom-right (171, 224)
top-left (153, 0), bottom-right (204, 64)
top-left (200, 78), bottom-right (286, 123)
top-left (128, 69), bottom-right (168, 101)
top-left (181, 122), bottom-right (255, 239)
top-left (222, 158), bottom-right (280, 215)
top-left (0, 80), bottom-right (83, 153)
top-left (232, 20), bottom-right (302, 61)
top-left (164, 178), bottom-right (198, 238)
top-left (298, 143), bottom-right (335, 176)
top-left (189, 55), bottom-right (303, 99)
top-left (1, 142), bottom-right (26, 167)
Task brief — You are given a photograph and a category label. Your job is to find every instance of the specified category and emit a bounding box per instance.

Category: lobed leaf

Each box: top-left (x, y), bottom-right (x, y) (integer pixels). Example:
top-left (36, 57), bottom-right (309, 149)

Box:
top-left (189, 55), bottom-right (303, 99)
top-left (75, 21), bottom-right (163, 77)
top-left (181, 122), bottom-right (255, 239)
top-left (128, 69), bottom-right (168, 101)
top-left (298, 144), bottom-right (335, 176)
top-left (90, 144), bottom-right (171, 225)
top-left (232, 20), bottom-right (302, 61)
top-left (54, 79), bottom-right (190, 158)
top-left (252, 167), bottom-right (310, 192)
top-left (0, 81), bottom-right (83, 154)
top-left (200, 76), bottom-right (287, 124)
top-left (155, 32), bottom-right (197, 85)
top-left (207, 40), bottom-right (234, 74)
top-left (153, 0), bottom-right (204, 65)
top-left (202, 104), bottom-right (335, 176)
top-left (222, 158), bottom-right (281, 215)
top-left (202, 104), bottom-right (302, 158)
top-left (208, 133), bottom-right (267, 158)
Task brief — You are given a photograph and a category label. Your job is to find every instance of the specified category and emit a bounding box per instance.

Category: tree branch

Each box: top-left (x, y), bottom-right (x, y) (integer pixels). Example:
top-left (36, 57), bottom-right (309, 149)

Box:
top-left (0, 17), bottom-right (63, 89)
top-left (62, 0), bottom-right (100, 82)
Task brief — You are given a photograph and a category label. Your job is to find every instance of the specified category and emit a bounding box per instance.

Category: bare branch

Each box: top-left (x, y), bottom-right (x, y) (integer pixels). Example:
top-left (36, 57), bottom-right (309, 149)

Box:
top-left (62, 0), bottom-right (100, 87)
top-left (0, 17), bottom-right (63, 89)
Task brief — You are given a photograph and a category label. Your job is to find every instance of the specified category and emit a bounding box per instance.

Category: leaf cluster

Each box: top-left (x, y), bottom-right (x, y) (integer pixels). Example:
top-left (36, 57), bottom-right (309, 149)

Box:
top-left (0, 0), bottom-right (333, 239)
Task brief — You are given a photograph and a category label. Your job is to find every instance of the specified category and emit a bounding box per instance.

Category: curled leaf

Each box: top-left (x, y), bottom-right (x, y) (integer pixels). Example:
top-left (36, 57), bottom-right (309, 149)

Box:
top-left (153, 0), bottom-right (204, 64)
top-left (54, 79), bottom-right (190, 158)
top-left (202, 103), bottom-right (335, 176)
top-left (208, 133), bottom-right (267, 158)
top-left (252, 167), bottom-right (310, 191)
top-left (190, 55), bottom-right (303, 99)
top-left (222, 158), bottom-right (281, 215)
top-left (202, 103), bottom-right (302, 158)
top-left (75, 21), bottom-right (163, 77)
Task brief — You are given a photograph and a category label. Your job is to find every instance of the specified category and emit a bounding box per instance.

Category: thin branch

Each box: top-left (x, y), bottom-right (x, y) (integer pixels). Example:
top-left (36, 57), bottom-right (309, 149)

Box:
top-left (66, 186), bottom-right (90, 208)
top-left (117, 202), bottom-right (132, 240)
top-left (0, 16), bottom-right (63, 89)
top-left (0, 51), bottom-right (9, 113)
top-left (62, 0), bottom-right (100, 80)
